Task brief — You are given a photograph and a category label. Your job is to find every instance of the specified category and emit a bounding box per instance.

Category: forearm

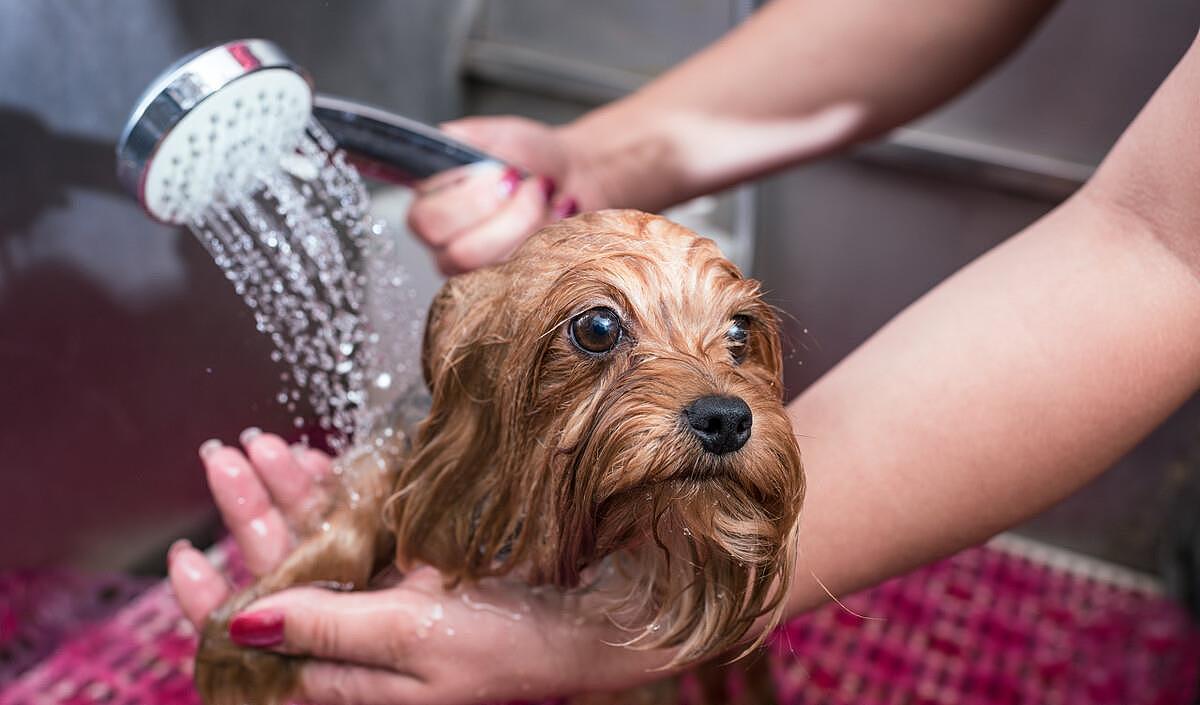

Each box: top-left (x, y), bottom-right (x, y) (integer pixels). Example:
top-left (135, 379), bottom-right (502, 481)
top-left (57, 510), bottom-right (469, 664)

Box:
top-left (558, 0), bottom-right (1057, 211)
top-left (783, 194), bottom-right (1200, 614)
top-left (780, 30), bottom-right (1200, 616)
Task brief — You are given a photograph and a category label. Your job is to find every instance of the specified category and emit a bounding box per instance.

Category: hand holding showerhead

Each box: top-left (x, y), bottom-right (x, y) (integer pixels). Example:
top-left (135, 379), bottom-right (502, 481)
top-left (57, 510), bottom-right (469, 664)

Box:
top-left (116, 38), bottom-right (507, 225)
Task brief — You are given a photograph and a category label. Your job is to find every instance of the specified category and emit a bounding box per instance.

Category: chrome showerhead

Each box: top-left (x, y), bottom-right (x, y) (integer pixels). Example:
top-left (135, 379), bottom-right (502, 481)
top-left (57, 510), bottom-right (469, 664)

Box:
top-left (117, 39), bottom-right (508, 225)
top-left (116, 39), bottom-right (314, 224)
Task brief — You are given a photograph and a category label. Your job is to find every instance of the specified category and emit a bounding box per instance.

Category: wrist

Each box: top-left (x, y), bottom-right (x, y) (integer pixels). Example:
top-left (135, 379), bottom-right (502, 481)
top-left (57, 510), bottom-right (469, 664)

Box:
top-left (555, 100), bottom-right (687, 213)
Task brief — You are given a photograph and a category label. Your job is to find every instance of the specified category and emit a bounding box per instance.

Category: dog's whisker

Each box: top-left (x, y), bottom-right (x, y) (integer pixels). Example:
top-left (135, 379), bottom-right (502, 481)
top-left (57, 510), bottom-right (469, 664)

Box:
top-left (796, 542), bottom-right (884, 622)
top-left (537, 316), bottom-right (573, 343)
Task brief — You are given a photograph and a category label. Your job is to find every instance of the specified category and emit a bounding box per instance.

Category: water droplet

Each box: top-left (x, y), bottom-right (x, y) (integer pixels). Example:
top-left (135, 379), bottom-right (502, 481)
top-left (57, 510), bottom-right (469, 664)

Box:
top-left (460, 593), bottom-right (524, 621)
top-left (248, 518), bottom-right (269, 538)
top-left (184, 121), bottom-right (422, 458)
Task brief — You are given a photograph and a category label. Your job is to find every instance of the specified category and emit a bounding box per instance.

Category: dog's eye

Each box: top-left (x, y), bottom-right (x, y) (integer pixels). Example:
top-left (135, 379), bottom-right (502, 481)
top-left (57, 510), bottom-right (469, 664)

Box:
top-left (569, 307), bottom-right (623, 355)
top-left (727, 316), bottom-right (750, 363)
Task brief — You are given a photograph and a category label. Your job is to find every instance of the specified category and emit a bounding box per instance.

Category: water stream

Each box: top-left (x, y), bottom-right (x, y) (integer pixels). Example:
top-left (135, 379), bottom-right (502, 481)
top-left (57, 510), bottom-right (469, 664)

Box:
top-left (189, 119), bottom-right (421, 453)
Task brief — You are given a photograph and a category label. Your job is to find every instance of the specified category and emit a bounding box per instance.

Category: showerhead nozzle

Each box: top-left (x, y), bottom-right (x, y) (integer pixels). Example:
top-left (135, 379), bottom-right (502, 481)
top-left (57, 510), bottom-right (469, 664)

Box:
top-left (116, 39), bottom-right (313, 225)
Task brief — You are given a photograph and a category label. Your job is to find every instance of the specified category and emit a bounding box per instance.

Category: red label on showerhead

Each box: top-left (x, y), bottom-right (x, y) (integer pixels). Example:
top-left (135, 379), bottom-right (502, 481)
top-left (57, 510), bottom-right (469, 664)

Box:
top-left (227, 43), bottom-right (261, 70)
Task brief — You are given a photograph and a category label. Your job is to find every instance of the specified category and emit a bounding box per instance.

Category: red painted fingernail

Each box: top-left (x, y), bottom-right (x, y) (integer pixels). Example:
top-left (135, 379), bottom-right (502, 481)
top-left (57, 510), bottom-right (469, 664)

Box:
top-left (498, 167), bottom-right (522, 198)
top-left (552, 197), bottom-right (580, 220)
top-left (167, 538), bottom-right (192, 565)
top-left (539, 175), bottom-right (557, 202)
top-left (229, 609), bottom-right (285, 648)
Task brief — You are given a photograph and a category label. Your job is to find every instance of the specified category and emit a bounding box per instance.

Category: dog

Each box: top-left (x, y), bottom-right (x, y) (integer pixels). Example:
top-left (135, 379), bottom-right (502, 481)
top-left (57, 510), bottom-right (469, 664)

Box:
top-left (194, 209), bottom-right (805, 704)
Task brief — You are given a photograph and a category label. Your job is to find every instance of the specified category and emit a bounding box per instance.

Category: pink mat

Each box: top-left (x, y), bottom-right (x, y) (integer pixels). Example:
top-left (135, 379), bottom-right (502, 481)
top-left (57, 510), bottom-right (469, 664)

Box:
top-left (0, 569), bottom-right (152, 689)
top-left (2, 538), bottom-right (1197, 705)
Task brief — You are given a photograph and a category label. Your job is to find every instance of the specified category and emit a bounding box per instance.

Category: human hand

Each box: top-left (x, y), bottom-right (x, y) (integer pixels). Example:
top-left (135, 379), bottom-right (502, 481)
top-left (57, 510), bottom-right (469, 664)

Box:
top-left (168, 430), bottom-right (672, 704)
top-left (407, 116), bottom-right (605, 276)
top-left (167, 429), bottom-right (331, 632)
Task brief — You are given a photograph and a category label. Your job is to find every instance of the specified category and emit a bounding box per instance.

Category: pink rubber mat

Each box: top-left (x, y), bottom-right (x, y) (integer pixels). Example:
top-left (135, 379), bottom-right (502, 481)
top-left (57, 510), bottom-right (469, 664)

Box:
top-left (0, 569), bottom-right (152, 689)
top-left (2, 537), bottom-right (1197, 705)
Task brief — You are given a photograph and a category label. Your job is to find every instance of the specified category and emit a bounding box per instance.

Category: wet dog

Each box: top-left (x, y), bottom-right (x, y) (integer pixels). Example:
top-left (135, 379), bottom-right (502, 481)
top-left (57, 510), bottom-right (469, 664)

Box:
top-left (195, 210), bottom-right (805, 703)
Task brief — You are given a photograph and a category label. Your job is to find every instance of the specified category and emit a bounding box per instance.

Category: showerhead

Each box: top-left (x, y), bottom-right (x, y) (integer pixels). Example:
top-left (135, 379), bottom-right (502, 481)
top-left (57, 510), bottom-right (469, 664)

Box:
top-left (117, 39), bottom-right (507, 225)
top-left (116, 39), bottom-right (314, 225)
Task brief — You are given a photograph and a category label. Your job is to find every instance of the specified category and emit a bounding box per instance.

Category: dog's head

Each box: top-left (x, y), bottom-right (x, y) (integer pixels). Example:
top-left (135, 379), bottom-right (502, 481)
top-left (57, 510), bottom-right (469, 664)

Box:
top-left (387, 210), bottom-right (804, 663)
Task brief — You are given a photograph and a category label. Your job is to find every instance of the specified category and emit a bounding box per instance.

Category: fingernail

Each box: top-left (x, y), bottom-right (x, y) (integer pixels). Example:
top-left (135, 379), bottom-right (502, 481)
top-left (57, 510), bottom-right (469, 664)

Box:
top-left (290, 443), bottom-right (308, 460)
top-left (198, 439), bottom-right (223, 459)
top-left (539, 175), bottom-right (557, 202)
top-left (498, 167), bottom-right (522, 198)
top-left (438, 122), bottom-right (466, 138)
top-left (552, 197), bottom-right (580, 220)
top-left (239, 426), bottom-right (262, 446)
top-left (167, 538), bottom-right (192, 565)
top-left (229, 609), bottom-right (285, 648)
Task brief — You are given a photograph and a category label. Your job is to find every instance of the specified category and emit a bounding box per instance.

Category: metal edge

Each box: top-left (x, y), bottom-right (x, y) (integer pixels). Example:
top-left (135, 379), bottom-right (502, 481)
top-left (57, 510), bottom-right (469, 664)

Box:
top-left (115, 38), bottom-right (313, 222)
top-left (312, 94), bottom-right (513, 179)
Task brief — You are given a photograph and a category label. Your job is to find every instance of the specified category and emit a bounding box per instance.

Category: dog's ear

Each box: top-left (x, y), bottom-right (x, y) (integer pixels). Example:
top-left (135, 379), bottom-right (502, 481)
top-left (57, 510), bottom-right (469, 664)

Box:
top-left (419, 283), bottom-right (450, 389)
top-left (421, 270), bottom-right (489, 390)
top-left (391, 264), bottom-right (556, 582)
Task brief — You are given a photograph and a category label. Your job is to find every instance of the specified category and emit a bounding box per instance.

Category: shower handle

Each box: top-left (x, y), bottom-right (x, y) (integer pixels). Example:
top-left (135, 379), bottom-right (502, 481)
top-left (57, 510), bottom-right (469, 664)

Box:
top-left (312, 95), bottom-right (522, 185)
top-left (115, 38), bottom-right (520, 224)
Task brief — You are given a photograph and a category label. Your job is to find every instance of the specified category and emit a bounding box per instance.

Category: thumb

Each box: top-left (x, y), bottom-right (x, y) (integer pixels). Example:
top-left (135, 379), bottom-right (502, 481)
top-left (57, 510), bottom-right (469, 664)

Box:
top-left (227, 586), bottom-right (427, 671)
top-left (438, 116), bottom-right (516, 151)
top-left (438, 115), bottom-right (554, 169)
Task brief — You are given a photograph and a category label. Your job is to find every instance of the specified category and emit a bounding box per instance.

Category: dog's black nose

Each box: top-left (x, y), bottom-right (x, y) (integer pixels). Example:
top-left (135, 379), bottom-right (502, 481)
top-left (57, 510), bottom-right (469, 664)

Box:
top-left (685, 395), bottom-right (752, 455)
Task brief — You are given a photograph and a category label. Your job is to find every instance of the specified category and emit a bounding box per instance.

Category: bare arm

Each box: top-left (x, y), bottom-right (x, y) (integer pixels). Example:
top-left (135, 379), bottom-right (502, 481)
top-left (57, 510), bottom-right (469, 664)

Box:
top-left (559, 0), bottom-right (1058, 211)
top-left (411, 0), bottom-right (1057, 272)
top-left (783, 30), bottom-right (1200, 615)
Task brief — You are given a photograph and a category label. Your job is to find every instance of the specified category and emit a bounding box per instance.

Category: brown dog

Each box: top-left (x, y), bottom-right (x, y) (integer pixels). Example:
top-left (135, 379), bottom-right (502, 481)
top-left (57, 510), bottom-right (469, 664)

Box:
top-left (195, 210), bottom-right (805, 703)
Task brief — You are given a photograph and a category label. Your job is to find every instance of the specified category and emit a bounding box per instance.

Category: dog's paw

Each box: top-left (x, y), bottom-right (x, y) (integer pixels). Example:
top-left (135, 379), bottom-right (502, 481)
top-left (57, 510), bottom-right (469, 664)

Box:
top-left (194, 589), bottom-right (302, 705)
